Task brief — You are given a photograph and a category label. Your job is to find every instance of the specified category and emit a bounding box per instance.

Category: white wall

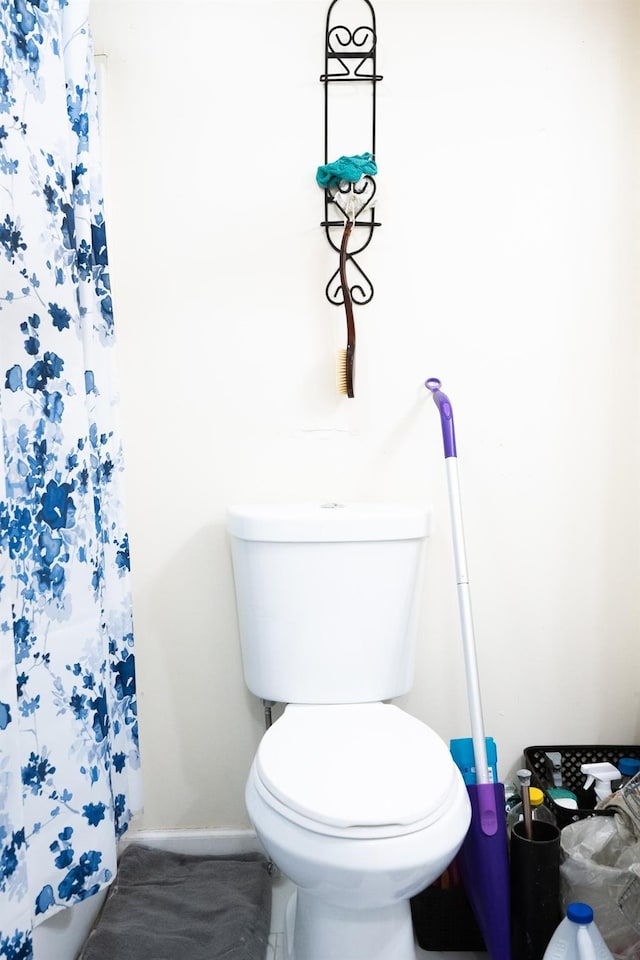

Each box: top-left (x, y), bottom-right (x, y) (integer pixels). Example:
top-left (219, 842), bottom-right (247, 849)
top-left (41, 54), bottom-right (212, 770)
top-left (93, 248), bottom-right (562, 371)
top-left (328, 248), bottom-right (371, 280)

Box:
top-left (89, 0), bottom-right (640, 832)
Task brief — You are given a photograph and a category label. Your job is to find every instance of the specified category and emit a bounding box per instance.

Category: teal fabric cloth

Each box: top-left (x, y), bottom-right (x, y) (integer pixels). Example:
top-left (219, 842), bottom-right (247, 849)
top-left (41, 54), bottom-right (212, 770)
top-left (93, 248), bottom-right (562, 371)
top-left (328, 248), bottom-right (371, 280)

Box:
top-left (316, 152), bottom-right (377, 188)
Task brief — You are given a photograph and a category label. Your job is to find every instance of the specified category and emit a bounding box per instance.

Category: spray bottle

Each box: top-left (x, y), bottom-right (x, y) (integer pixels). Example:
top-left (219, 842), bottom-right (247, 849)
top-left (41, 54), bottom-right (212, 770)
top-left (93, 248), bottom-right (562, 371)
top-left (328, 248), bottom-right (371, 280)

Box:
top-left (580, 762), bottom-right (620, 802)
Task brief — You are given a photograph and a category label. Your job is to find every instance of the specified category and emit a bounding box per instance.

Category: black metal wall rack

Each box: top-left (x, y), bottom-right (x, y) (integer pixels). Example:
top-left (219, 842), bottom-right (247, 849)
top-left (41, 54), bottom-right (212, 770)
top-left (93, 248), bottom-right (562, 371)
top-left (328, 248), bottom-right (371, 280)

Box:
top-left (321, 0), bottom-right (382, 307)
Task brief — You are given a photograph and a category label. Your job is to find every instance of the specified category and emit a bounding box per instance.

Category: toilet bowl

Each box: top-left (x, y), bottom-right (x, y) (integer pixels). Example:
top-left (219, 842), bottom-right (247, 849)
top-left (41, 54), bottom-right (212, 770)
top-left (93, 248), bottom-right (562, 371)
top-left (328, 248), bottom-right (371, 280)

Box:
top-left (227, 502), bottom-right (472, 960)
top-left (246, 703), bottom-right (471, 960)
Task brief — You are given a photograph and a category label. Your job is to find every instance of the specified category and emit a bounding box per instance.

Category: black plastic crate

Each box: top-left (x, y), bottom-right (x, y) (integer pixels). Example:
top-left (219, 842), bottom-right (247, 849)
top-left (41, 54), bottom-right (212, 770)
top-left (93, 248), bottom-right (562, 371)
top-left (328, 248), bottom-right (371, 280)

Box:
top-left (524, 744), bottom-right (640, 828)
top-left (411, 886), bottom-right (486, 952)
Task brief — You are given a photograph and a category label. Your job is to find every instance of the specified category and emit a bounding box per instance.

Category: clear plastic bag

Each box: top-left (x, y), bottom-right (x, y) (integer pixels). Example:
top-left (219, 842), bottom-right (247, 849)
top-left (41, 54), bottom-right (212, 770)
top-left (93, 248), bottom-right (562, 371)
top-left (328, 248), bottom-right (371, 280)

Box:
top-left (560, 812), bottom-right (640, 959)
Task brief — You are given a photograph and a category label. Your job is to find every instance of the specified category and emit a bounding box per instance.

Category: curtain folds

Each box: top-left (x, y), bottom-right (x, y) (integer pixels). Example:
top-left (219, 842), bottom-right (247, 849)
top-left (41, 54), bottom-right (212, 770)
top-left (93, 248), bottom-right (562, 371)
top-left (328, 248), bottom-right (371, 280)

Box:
top-left (0, 2), bottom-right (141, 954)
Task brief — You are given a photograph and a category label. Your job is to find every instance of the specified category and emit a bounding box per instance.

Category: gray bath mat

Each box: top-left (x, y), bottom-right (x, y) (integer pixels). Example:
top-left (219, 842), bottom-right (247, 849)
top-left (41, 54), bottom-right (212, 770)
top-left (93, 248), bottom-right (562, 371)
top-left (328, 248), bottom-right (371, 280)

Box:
top-left (78, 844), bottom-right (272, 960)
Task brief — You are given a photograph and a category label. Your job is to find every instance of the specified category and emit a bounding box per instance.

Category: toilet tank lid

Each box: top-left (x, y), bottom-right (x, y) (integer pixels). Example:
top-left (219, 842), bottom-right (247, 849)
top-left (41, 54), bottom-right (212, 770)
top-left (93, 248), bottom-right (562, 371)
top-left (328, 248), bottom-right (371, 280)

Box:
top-left (226, 502), bottom-right (431, 542)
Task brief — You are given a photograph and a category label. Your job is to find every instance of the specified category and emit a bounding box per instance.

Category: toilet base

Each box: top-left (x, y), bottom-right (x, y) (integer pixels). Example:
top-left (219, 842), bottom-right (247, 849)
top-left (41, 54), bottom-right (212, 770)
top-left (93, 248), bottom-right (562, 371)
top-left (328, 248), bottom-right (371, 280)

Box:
top-left (287, 887), bottom-right (416, 960)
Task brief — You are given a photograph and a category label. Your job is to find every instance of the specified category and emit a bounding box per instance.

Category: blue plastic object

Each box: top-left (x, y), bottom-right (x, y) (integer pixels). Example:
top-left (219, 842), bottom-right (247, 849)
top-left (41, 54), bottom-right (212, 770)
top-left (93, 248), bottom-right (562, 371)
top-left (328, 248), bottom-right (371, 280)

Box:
top-left (567, 903), bottom-right (594, 925)
top-left (619, 757), bottom-right (640, 778)
top-left (451, 737), bottom-right (499, 785)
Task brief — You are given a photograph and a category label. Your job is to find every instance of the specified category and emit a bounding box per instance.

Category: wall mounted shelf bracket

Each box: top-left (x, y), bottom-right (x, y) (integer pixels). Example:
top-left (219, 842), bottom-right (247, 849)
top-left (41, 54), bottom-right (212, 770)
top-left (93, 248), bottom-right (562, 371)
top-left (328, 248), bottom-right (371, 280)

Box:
top-left (320, 0), bottom-right (382, 307)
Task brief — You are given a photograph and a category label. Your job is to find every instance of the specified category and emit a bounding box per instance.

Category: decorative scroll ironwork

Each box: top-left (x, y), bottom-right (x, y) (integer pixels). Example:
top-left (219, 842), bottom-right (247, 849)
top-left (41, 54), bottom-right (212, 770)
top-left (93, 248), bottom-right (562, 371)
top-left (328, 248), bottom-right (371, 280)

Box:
top-left (320, 0), bottom-right (381, 306)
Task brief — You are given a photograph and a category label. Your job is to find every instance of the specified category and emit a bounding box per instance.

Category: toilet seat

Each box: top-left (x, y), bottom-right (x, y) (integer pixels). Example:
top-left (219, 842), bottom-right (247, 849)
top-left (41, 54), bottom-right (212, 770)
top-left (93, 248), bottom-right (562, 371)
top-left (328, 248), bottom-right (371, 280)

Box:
top-left (253, 703), bottom-right (462, 840)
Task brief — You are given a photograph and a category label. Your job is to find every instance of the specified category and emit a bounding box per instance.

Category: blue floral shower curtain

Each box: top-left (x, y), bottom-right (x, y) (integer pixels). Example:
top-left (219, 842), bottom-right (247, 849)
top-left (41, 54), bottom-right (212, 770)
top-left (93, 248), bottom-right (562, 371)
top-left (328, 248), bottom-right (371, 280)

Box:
top-left (0, 2), bottom-right (141, 955)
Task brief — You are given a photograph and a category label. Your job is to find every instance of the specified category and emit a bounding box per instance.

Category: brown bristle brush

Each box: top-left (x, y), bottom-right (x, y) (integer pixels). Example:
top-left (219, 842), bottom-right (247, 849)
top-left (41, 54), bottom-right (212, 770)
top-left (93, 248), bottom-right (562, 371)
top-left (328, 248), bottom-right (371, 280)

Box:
top-left (337, 218), bottom-right (355, 398)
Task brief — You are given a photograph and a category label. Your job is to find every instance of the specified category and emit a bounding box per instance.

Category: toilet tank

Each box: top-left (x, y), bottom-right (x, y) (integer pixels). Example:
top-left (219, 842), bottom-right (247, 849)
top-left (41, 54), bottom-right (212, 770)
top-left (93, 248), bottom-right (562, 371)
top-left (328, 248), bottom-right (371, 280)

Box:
top-left (227, 502), bottom-right (431, 704)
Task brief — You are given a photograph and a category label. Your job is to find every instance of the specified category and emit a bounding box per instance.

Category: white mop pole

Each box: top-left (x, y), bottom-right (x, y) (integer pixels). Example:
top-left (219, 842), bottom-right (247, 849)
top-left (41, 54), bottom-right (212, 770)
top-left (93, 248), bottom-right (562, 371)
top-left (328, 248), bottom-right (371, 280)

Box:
top-left (445, 456), bottom-right (490, 786)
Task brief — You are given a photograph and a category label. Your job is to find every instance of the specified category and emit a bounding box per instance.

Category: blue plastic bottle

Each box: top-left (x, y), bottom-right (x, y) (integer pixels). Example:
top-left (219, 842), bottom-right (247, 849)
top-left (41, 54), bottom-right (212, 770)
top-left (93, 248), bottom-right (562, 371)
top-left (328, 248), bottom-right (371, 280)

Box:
top-left (542, 903), bottom-right (613, 959)
top-left (618, 756), bottom-right (640, 786)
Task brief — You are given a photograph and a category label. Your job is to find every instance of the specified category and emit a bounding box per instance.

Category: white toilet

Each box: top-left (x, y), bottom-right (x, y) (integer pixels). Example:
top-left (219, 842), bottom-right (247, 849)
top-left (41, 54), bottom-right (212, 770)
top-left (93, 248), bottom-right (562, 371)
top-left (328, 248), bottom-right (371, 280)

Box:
top-left (227, 502), bottom-right (471, 960)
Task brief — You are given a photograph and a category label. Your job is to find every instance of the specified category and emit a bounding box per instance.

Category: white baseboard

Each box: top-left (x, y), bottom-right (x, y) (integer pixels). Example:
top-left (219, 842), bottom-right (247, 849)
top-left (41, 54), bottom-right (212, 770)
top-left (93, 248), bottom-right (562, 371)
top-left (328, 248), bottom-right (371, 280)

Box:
top-left (120, 827), bottom-right (263, 858)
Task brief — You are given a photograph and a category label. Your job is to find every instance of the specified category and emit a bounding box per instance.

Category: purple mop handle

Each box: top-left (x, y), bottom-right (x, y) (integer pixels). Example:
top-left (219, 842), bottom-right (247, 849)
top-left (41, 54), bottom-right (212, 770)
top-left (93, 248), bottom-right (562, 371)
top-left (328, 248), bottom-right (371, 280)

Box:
top-left (425, 378), bottom-right (457, 458)
top-left (425, 378), bottom-right (494, 812)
